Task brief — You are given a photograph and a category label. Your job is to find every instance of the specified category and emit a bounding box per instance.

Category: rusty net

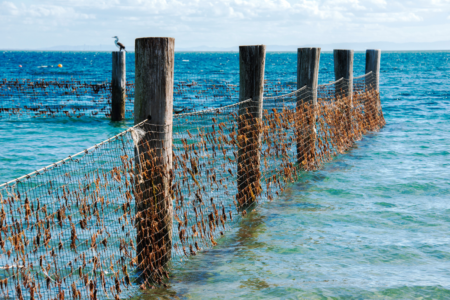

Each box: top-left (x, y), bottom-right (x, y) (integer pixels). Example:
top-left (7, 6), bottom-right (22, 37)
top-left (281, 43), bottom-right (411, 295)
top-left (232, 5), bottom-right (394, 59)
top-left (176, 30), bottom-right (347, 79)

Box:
top-left (0, 75), bottom-right (299, 119)
top-left (0, 75), bottom-right (239, 119)
top-left (0, 77), bottom-right (127, 119)
top-left (260, 71), bottom-right (385, 177)
top-left (0, 72), bottom-right (384, 299)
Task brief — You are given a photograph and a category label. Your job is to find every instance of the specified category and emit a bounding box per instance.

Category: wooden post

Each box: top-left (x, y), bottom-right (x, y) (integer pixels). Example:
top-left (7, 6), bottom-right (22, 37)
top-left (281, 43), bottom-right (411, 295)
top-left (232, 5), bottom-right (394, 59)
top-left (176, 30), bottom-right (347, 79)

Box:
top-left (334, 49), bottom-right (354, 134)
top-left (297, 47), bottom-right (320, 165)
top-left (365, 49), bottom-right (381, 92)
top-left (111, 51), bottom-right (126, 121)
top-left (237, 45), bottom-right (266, 207)
top-left (134, 37), bottom-right (174, 277)
top-left (334, 49), bottom-right (354, 98)
top-left (365, 49), bottom-right (382, 113)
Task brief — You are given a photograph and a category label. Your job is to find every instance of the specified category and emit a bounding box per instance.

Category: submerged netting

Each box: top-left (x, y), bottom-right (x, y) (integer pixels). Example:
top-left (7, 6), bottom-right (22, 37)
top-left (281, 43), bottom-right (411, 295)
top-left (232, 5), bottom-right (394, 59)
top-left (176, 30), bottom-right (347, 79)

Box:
top-left (1, 75), bottom-right (308, 119)
top-left (0, 77), bottom-right (126, 119)
top-left (0, 72), bottom-right (384, 299)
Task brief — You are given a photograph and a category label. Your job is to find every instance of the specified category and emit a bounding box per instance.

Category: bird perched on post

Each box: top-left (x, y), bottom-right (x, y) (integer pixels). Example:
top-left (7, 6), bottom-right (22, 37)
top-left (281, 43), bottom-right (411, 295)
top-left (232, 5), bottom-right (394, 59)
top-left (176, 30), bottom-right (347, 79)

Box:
top-left (112, 36), bottom-right (126, 52)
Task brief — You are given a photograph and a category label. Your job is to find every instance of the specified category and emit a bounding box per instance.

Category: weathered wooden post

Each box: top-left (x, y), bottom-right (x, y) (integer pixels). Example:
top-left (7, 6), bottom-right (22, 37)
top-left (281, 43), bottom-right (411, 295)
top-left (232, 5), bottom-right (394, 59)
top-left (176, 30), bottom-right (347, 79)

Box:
top-left (111, 51), bottom-right (126, 121)
top-left (365, 49), bottom-right (382, 115)
top-left (365, 49), bottom-right (381, 92)
top-left (237, 45), bottom-right (266, 207)
top-left (297, 47), bottom-right (320, 166)
top-left (334, 49), bottom-right (354, 134)
top-left (334, 49), bottom-right (354, 98)
top-left (134, 37), bottom-right (174, 277)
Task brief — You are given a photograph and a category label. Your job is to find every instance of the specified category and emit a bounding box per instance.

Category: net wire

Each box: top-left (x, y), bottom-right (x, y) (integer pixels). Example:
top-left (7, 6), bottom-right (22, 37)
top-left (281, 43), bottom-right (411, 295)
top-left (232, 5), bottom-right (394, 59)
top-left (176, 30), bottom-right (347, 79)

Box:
top-left (0, 72), bottom-right (385, 299)
top-left (1, 74), bottom-right (331, 119)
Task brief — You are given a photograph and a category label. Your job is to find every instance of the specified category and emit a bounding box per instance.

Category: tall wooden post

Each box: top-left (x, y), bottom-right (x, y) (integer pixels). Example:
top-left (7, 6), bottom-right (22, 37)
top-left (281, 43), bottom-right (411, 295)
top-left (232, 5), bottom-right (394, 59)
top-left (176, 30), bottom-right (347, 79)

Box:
top-left (334, 49), bottom-right (354, 134)
top-left (366, 49), bottom-right (382, 113)
top-left (334, 49), bottom-right (354, 98)
top-left (365, 49), bottom-right (381, 92)
top-left (297, 47), bottom-right (320, 165)
top-left (111, 51), bottom-right (126, 121)
top-left (134, 37), bottom-right (174, 277)
top-left (237, 45), bottom-right (266, 207)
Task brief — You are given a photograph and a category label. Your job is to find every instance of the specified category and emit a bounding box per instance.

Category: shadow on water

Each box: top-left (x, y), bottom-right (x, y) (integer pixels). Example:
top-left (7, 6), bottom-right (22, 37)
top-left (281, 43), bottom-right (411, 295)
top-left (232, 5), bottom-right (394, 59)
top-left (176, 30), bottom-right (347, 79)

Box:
top-left (135, 209), bottom-right (267, 299)
top-left (134, 172), bottom-right (334, 299)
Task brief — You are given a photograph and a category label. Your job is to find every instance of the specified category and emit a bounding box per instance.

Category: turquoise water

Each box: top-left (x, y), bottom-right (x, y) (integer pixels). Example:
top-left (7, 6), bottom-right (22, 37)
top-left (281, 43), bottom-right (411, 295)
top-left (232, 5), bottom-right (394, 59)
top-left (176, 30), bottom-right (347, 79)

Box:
top-left (2, 51), bottom-right (450, 299)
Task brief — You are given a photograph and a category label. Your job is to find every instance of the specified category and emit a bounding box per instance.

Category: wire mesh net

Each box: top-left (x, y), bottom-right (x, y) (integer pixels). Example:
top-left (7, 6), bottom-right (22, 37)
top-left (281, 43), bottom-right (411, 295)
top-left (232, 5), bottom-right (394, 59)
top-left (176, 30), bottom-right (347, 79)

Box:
top-left (0, 77), bottom-right (118, 119)
top-left (0, 74), bottom-right (241, 119)
top-left (1, 73), bottom-right (314, 119)
top-left (0, 72), bottom-right (385, 299)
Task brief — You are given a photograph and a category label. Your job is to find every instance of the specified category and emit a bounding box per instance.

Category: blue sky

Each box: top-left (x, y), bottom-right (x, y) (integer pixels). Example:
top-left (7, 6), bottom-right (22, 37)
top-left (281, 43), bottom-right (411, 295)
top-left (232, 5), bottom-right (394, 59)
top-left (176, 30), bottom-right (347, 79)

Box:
top-left (1, 0), bottom-right (450, 49)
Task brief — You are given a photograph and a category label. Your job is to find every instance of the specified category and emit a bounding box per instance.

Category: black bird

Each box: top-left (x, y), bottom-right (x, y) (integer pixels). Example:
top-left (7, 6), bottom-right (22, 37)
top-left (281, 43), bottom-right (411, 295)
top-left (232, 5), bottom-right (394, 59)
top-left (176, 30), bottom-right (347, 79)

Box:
top-left (112, 36), bottom-right (126, 52)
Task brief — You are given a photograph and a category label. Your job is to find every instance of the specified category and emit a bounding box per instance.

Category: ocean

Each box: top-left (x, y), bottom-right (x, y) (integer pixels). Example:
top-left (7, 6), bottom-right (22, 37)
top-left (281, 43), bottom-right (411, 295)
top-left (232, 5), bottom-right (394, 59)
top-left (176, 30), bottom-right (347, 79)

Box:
top-left (1, 50), bottom-right (450, 299)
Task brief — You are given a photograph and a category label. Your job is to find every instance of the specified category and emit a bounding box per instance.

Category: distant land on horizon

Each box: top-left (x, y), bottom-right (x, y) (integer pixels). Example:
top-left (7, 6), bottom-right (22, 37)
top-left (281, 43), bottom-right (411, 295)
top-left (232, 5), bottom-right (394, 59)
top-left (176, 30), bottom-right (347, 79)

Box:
top-left (2, 41), bottom-right (450, 52)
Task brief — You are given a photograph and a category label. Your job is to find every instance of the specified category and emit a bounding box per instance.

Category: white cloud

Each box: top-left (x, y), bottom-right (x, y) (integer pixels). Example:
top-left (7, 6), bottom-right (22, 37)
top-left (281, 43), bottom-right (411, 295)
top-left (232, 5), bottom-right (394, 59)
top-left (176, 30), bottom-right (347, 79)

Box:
top-left (0, 0), bottom-right (450, 48)
top-left (1, 1), bottom-right (95, 20)
top-left (367, 0), bottom-right (387, 8)
top-left (366, 12), bottom-right (423, 22)
top-left (1, 1), bottom-right (19, 15)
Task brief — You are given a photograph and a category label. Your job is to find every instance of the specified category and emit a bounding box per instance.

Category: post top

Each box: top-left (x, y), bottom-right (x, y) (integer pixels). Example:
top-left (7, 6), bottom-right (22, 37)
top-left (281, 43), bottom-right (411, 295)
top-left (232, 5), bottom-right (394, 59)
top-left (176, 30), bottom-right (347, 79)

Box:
top-left (239, 45), bottom-right (266, 48)
top-left (135, 37), bottom-right (175, 41)
top-left (334, 49), bottom-right (354, 52)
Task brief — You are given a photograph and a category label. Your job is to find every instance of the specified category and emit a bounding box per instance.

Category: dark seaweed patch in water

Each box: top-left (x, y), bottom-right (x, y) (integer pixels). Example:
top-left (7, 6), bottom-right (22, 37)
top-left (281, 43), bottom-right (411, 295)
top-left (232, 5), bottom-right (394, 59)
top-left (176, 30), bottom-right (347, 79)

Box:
top-left (375, 202), bottom-right (397, 208)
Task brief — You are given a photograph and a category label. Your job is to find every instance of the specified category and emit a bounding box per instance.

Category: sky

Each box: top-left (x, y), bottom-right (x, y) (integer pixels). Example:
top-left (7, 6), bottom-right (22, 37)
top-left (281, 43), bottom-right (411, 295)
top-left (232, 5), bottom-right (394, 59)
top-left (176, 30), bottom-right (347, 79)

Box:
top-left (1, 0), bottom-right (450, 49)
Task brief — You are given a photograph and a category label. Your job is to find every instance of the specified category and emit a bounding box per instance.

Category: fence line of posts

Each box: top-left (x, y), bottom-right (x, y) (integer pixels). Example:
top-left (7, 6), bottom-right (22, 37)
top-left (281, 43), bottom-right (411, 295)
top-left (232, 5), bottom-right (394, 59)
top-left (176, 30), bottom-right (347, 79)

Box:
top-left (0, 37), bottom-right (385, 299)
top-left (110, 46), bottom-right (382, 125)
top-left (121, 37), bottom-right (382, 275)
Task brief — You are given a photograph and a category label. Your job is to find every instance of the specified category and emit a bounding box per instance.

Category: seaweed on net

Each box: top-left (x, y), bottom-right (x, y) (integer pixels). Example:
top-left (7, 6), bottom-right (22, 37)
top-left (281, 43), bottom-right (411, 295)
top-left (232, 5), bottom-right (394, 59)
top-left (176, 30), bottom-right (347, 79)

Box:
top-left (0, 72), bottom-right (384, 299)
top-left (0, 74), bottom-right (303, 120)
